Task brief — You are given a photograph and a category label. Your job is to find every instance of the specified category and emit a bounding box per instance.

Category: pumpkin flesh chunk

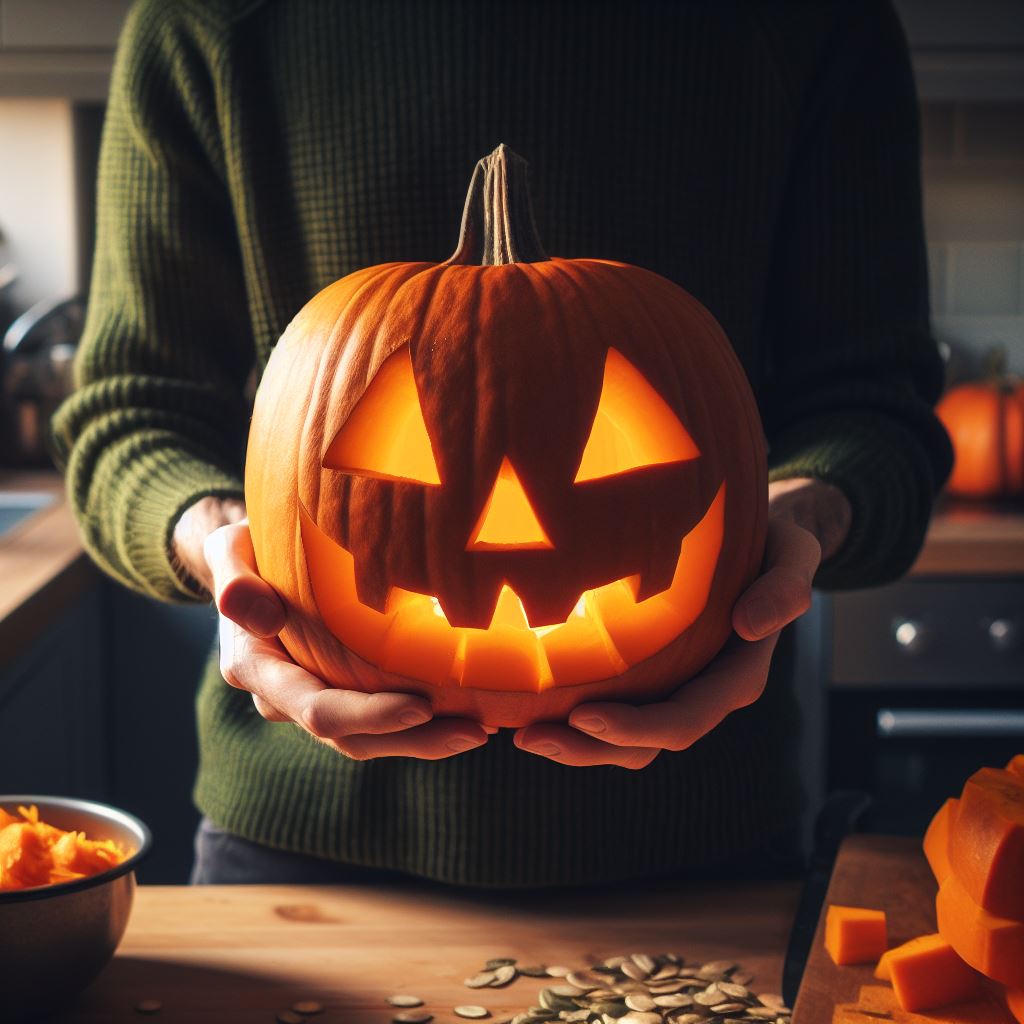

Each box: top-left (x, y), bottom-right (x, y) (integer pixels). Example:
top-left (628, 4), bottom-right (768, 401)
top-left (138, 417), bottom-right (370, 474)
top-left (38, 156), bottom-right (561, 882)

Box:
top-left (825, 905), bottom-right (888, 966)
top-left (298, 482), bottom-right (724, 692)
top-left (925, 797), bottom-right (957, 884)
top-left (884, 932), bottom-right (982, 1011)
top-left (1007, 755), bottom-right (1024, 781)
top-left (950, 767), bottom-right (1024, 919)
top-left (936, 872), bottom-right (1024, 988)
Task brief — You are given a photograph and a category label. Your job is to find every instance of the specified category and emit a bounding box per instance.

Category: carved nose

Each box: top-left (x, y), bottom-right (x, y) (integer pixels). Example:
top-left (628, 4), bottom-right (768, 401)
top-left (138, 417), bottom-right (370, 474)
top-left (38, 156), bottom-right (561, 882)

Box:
top-left (466, 457), bottom-right (553, 551)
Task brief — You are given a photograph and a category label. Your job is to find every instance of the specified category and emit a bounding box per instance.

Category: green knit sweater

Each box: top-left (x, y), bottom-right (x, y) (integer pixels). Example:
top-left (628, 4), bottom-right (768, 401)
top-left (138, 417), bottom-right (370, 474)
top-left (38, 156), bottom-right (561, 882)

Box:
top-left (52, 0), bottom-right (951, 886)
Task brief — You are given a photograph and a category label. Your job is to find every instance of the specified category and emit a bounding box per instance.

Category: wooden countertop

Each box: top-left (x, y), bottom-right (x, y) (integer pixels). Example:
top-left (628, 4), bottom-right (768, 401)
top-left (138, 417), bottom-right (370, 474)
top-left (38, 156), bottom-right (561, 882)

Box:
top-left (60, 878), bottom-right (801, 1023)
top-left (0, 470), bottom-right (93, 667)
top-left (910, 496), bottom-right (1024, 576)
top-left (794, 835), bottom-right (1015, 1023)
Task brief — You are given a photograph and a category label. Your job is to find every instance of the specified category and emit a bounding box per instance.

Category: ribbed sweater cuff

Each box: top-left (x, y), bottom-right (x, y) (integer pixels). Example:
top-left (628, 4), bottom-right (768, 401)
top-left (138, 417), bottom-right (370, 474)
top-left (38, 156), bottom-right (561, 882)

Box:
top-left (118, 449), bottom-right (243, 602)
top-left (768, 412), bottom-right (936, 591)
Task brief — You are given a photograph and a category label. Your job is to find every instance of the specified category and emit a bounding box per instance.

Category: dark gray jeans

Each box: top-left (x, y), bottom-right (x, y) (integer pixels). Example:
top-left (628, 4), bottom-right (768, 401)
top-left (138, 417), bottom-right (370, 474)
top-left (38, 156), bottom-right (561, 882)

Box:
top-left (190, 816), bottom-right (805, 885)
top-left (189, 816), bottom-right (410, 884)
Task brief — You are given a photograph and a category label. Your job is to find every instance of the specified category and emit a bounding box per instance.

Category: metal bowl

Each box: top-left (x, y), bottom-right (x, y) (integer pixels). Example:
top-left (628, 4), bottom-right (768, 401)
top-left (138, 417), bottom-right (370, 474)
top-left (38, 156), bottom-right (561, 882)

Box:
top-left (0, 795), bottom-right (152, 1022)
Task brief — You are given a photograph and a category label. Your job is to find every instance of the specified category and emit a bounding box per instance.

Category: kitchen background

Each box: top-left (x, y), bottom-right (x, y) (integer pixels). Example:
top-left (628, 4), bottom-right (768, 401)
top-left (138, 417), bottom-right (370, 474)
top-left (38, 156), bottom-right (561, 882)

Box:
top-left (0, 0), bottom-right (1022, 882)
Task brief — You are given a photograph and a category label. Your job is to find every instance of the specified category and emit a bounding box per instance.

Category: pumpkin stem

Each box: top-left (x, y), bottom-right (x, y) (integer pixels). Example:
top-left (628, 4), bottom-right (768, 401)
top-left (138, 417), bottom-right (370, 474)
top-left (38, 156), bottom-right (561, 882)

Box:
top-left (446, 144), bottom-right (550, 266)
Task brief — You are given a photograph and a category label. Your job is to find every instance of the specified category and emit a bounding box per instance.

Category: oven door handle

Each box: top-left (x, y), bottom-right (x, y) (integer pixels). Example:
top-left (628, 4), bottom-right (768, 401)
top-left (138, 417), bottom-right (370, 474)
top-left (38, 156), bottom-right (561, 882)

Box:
top-left (876, 709), bottom-right (1024, 738)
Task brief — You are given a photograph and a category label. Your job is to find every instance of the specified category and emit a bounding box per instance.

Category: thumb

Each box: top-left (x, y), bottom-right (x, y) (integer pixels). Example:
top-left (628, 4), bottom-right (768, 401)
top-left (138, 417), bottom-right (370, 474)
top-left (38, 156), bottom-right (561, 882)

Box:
top-left (204, 520), bottom-right (287, 638)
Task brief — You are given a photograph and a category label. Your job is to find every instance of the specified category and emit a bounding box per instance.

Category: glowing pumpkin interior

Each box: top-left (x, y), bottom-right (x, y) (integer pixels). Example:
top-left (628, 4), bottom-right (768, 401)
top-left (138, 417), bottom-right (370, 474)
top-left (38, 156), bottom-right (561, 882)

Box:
top-left (301, 345), bottom-right (725, 692)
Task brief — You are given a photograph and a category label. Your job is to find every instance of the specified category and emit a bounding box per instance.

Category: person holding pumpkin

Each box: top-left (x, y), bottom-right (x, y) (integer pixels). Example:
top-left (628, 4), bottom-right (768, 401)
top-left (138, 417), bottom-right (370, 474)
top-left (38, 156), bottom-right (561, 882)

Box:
top-left (52, 0), bottom-right (951, 886)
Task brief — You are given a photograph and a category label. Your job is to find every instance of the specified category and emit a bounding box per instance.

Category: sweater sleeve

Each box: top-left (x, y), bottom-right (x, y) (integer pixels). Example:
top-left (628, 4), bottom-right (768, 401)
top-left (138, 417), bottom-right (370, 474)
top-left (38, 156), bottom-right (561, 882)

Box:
top-left (761, 0), bottom-right (953, 590)
top-left (50, 1), bottom-right (251, 603)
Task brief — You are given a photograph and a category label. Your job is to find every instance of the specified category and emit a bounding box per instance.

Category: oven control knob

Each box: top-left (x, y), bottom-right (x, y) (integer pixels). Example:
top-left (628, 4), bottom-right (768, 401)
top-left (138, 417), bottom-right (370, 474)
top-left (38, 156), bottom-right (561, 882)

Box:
top-left (893, 619), bottom-right (926, 653)
top-left (987, 618), bottom-right (1017, 652)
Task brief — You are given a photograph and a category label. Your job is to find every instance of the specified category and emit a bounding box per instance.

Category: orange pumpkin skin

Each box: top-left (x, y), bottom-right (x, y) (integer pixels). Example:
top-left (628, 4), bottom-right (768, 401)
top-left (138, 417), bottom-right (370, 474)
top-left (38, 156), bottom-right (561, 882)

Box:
top-left (937, 379), bottom-right (1024, 498)
top-left (245, 148), bottom-right (767, 728)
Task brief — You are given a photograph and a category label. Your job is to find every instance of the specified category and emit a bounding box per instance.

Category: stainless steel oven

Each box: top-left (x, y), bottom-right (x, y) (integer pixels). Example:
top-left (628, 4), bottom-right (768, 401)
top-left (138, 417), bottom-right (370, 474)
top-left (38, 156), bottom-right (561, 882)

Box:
top-left (824, 578), bottom-right (1024, 835)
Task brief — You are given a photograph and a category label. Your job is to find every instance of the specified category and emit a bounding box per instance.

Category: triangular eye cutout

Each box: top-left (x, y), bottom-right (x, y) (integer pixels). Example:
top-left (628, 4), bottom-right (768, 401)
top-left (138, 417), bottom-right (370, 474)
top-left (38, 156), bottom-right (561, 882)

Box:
top-left (467, 458), bottom-right (553, 550)
top-left (574, 348), bottom-right (700, 483)
top-left (323, 346), bottom-right (441, 485)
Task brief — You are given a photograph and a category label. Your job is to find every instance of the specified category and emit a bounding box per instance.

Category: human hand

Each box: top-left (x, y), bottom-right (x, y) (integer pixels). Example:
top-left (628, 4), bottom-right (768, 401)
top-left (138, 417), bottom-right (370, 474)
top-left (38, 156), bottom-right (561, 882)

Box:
top-left (172, 497), bottom-right (491, 760)
top-left (513, 477), bottom-right (851, 769)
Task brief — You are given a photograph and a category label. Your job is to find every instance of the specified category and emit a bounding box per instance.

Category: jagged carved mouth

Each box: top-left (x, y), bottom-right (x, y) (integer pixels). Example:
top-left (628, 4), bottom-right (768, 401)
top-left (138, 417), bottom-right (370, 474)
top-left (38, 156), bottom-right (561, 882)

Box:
top-left (298, 482), bottom-right (724, 693)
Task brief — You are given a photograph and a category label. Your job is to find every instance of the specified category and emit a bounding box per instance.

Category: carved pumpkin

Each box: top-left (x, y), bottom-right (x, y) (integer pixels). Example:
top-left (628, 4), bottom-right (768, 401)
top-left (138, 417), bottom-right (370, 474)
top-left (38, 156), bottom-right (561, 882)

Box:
top-left (937, 355), bottom-right (1024, 498)
top-left (245, 145), bottom-right (767, 727)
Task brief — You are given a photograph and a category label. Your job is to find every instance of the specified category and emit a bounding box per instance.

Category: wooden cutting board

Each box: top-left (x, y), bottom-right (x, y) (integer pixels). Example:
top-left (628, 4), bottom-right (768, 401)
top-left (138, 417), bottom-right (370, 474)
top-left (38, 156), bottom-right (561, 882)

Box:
top-left (58, 877), bottom-right (800, 1023)
top-left (792, 834), bottom-right (1015, 1024)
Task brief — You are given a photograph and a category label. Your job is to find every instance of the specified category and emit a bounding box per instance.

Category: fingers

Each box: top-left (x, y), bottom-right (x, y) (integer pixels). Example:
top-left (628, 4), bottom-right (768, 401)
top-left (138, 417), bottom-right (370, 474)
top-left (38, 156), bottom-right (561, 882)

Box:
top-left (514, 632), bottom-right (780, 766)
top-left (333, 719), bottom-right (489, 761)
top-left (513, 724), bottom-right (660, 770)
top-left (732, 518), bottom-right (821, 641)
top-left (205, 521), bottom-right (286, 638)
top-left (218, 616), bottom-right (488, 760)
top-left (219, 616), bottom-right (432, 735)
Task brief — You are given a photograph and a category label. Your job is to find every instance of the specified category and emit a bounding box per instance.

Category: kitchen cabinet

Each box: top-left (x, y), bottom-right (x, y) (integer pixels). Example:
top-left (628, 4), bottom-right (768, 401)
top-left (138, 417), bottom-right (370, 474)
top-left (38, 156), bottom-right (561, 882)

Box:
top-left (826, 581), bottom-right (1024, 831)
top-left (0, 581), bottom-right (107, 797)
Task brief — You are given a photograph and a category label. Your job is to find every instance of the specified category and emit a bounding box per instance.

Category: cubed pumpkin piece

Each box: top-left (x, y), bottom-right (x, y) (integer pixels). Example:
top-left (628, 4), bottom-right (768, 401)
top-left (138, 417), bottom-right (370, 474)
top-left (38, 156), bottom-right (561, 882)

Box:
top-left (950, 767), bottom-right (1024, 919)
top-left (825, 904), bottom-right (888, 965)
top-left (834, 986), bottom-right (1014, 1024)
top-left (1006, 987), bottom-right (1024, 1024)
top-left (876, 934), bottom-right (940, 980)
top-left (1008, 756), bottom-right (1024, 782)
top-left (886, 932), bottom-right (981, 1011)
top-left (937, 872), bottom-right (1024, 988)
top-left (924, 797), bottom-right (957, 884)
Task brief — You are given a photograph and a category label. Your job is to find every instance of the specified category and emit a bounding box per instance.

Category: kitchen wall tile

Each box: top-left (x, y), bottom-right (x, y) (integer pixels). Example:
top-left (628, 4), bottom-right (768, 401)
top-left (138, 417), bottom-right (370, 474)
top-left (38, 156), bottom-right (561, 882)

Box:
top-left (923, 167), bottom-right (1024, 242)
top-left (961, 103), bottom-right (1024, 159)
top-left (948, 241), bottom-right (1021, 314)
top-left (920, 102), bottom-right (956, 160)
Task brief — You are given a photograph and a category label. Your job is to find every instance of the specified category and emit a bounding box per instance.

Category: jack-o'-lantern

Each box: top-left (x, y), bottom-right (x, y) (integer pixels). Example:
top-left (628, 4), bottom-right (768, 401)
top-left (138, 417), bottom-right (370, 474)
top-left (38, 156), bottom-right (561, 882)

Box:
top-left (245, 145), bottom-right (767, 728)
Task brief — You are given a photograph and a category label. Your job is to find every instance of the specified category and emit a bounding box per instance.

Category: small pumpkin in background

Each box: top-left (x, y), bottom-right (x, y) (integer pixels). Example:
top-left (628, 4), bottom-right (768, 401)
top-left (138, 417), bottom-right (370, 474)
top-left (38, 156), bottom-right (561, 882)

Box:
top-left (937, 350), bottom-right (1024, 499)
top-left (246, 144), bottom-right (767, 728)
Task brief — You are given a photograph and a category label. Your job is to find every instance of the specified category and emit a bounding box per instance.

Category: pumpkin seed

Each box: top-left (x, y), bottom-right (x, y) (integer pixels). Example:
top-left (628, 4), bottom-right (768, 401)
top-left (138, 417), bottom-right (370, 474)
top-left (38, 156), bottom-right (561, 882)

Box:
top-left (491, 965), bottom-right (518, 987)
top-left (566, 972), bottom-right (602, 991)
top-left (388, 996), bottom-right (426, 1008)
top-left (652, 995), bottom-right (692, 1008)
top-left (455, 1007), bottom-right (491, 1019)
top-left (756, 994), bottom-right (788, 1010)
top-left (520, 965), bottom-right (550, 978)
top-left (746, 1010), bottom-right (781, 1020)
top-left (620, 962), bottom-right (648, 982)
top-left (630, 954), bottom-right (657, 975)
top-left (624, 995), bottom-right (656, 1012)
top-left (546, 966), bottom-right (572, 977)
top-left (466, 972), bottom-right (498, 988)
top-left (487, 959), bottom-right (518, 969)
top-left (710, 1004), bottom-right (746, 1014)
top-left (717, 983), bottom-right (748, 1000)
top-left (692, 990), bottom-right (722, 1007)
top-left (392, 1014), bottom-right (433, 1024)
top-left (619, 1014), bottom-right (661, 1024)
top-left (277, 1014), bottom-right (304, 1024)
